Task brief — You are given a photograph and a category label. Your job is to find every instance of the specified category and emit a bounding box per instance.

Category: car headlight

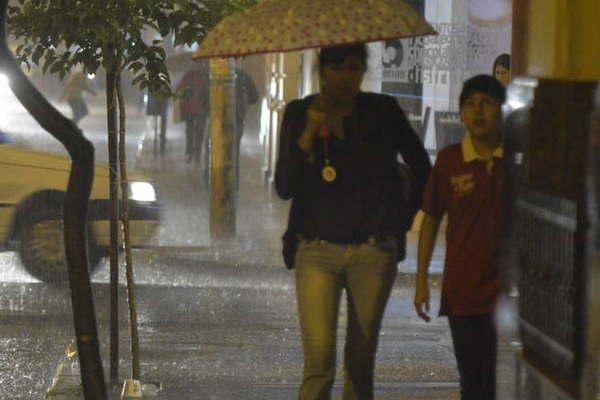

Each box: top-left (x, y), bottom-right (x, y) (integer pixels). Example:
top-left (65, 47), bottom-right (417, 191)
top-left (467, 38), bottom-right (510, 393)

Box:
top-left (129, 181), bottom-right (156, 202)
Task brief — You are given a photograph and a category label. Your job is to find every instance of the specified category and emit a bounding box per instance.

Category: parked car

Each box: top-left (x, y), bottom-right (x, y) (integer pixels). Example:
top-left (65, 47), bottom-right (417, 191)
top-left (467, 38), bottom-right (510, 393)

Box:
top-left (0, 133), bottom-right (161, 282)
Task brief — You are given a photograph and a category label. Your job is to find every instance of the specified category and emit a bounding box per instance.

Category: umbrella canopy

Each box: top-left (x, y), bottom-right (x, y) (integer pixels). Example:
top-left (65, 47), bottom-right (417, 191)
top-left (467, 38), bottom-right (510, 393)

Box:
top-left (193, 0), bottom-right (436, 59)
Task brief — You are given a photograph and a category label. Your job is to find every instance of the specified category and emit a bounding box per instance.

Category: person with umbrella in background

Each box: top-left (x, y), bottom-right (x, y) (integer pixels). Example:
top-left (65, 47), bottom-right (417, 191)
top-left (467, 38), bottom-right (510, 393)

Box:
top-left (176, 60), bottom-right (210, 164)
top-left (275, 43), bottom-right (431, 400)
top-left (231, 67), bottom-right (258, 187)
top-left (60, 69), bottom-right (96, 124)
top-left (176, 61), bottom-right (257, 176)
top-left (146, 86), bottom-right (170, 158)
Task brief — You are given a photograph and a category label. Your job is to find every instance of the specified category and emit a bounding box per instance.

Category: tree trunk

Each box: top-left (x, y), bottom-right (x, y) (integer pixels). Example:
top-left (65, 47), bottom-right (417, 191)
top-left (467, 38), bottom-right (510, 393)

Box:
top-left (0, 2), bottom-right (107, 399)
top-left (116, 73), bottom-right (141, 380)
top-left (106, 65), bottom-right (120, 388)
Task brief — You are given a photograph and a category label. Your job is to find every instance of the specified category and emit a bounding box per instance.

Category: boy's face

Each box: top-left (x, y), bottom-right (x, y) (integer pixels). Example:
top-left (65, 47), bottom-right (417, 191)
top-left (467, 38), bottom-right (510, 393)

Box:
top-left (460, 92), bottom-right (502, 140)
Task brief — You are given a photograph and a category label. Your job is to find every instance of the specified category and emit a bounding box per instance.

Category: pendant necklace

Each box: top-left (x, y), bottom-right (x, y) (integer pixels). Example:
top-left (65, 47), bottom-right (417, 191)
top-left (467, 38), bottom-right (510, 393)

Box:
top-left (320, 126), bottom-right (337, 183)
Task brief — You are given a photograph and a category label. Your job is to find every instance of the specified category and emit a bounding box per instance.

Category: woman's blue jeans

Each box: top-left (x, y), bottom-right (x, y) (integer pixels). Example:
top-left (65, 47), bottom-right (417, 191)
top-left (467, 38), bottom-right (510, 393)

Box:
top-left (294, 237), bottom-right (398, 400)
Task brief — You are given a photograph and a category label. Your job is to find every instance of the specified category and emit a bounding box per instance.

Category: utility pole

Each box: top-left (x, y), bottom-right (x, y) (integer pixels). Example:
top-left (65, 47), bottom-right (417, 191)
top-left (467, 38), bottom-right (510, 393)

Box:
top-left (209, 58), bottom-right (237, 240)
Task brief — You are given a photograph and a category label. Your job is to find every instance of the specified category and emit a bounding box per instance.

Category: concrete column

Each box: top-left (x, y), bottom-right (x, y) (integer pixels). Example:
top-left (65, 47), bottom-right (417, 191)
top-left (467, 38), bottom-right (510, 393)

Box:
top-left (516, 0), bottom-right (600, 81)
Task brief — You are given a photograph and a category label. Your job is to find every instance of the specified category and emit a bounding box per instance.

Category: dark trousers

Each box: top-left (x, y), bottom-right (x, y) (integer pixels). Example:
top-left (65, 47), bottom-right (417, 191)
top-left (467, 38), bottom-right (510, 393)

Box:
top-left (185, 114), bottom-right (207, 163)
top-left (68, 96), bottom-right (88, 123)
top-left (448, 313), bottom-right (497, 400)
top-left (233, 117), bottom-right (244, 190)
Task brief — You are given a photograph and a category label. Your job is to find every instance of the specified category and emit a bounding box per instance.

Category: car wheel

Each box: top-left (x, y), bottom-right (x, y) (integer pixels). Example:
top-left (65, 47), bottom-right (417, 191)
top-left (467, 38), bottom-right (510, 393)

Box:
top-left (18, 205), bottom-right (102, 283)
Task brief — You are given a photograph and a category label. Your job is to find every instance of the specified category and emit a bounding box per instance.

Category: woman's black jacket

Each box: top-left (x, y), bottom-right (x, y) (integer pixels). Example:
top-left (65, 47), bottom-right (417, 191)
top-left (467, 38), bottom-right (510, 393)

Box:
top-left (275, 92), bottom-right (432, 268)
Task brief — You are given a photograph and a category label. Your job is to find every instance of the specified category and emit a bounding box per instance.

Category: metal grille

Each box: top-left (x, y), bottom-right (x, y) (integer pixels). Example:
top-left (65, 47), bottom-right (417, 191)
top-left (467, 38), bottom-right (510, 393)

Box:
top-left (516, 187), bottom-right (577, 377)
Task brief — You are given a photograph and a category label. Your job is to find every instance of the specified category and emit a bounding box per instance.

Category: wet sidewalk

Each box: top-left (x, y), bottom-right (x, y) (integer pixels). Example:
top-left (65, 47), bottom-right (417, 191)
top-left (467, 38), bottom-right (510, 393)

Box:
top-left (135, 110), bottom-right (288, 269)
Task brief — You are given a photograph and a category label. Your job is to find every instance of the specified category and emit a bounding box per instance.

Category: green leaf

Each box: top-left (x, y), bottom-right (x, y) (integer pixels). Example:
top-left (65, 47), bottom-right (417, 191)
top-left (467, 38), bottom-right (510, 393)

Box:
top-left (31, 45), bottom-right (45, 65)
top-left (50, 61), bottom-right (65, 74)
top-left (42, 54), bottom-right (57, 74)
top-left (154, 46), bottom-right (166, 61)
top-left (128, 61), bottom-right (144, 73)
top-left (131, 74), bottom-right (146, 86)
top-left (157, 13), bottom-right (170, 36)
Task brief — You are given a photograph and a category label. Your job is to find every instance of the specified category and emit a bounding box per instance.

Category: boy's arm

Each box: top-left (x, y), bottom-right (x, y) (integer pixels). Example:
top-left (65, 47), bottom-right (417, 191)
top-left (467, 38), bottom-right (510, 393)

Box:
top-left (414, 212), bottom-right (441, 322)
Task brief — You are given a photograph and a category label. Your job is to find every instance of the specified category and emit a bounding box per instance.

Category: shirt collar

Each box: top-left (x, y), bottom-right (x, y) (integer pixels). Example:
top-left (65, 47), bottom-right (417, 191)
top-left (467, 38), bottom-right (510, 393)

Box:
top-left (461, 133), bottom-right (503, 163)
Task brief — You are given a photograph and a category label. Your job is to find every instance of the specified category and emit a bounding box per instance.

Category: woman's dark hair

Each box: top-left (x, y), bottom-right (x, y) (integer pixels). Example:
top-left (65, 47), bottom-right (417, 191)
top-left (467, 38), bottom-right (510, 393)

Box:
top-left (492, 53), bottom-right (510, 74)
top-left (318, 44), bottom-right (368, 73)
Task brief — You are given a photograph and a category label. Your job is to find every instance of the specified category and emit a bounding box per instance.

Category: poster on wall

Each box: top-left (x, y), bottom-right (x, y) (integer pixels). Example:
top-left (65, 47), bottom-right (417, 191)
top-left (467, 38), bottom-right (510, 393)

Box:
top-left (381, 0), bottom-right (425, 139)
top-left (467, 0), bottom-right (512, 76)
top-left (382, 0), bottom-right (512, 151)
top-left (382, 0), bottom-right (511, 86)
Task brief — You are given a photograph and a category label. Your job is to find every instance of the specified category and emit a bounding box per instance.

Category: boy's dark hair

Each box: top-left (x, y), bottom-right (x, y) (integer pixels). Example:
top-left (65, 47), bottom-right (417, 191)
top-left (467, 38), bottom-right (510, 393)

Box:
top-left (318, 44), bottom-right (368, 73)
top-left (492, 53), bottom-right (511, 74)
top-left (459, 74), bottom-right (506, 109)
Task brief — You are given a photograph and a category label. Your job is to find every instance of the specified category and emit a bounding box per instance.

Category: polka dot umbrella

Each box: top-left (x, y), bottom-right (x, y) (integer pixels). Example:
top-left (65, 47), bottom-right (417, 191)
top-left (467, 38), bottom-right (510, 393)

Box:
top-left (193, 0), bottom-right (436, 59)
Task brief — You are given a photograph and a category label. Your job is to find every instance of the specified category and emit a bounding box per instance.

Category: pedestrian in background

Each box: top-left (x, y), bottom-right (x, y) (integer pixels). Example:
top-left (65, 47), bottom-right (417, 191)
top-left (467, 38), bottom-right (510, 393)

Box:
top-left (146, 89), bottom-right (169, 158)
top-left (60, 70), bottom-right (96, 124)
top-left (414, 75), bottom-right (506, 400)
top-left (232, 68), bottom-right (258, 187)
top-left (492, 53), bottom-right (511, 87)
top-left (176, 61), bottom-right (209, 164)
top-left (276, 43), bottom-right (431, 400)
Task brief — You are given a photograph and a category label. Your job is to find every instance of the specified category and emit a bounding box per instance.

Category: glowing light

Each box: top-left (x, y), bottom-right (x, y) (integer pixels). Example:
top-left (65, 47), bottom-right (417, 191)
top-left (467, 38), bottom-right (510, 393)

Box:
top-left (129, 182), bottom-right (157, 202)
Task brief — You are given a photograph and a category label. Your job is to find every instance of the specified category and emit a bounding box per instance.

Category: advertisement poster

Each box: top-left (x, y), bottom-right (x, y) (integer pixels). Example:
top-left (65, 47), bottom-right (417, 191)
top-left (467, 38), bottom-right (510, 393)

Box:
top-left (382, 0), bottom-right (512, 151)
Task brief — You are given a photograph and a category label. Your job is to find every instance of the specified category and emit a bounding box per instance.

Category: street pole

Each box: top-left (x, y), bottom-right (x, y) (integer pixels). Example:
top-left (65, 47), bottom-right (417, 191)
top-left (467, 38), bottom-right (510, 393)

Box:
top-left (209, 58), bottom-right (237, 240)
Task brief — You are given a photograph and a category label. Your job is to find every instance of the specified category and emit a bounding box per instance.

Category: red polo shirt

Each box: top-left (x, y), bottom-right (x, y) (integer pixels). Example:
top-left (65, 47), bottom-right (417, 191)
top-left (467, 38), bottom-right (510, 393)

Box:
top-left (422, 135), bottom-right (503, 316)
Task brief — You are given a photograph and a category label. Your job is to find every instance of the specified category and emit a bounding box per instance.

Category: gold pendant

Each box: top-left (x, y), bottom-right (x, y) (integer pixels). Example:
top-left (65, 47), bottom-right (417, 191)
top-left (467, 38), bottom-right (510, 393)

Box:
top-left (322, 165), bottom-right (337, 183)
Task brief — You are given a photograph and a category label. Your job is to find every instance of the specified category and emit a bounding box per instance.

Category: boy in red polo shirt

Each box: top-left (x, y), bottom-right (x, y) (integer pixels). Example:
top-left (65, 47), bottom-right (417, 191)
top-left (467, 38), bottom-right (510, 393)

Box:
top-left (414, 75), bottom-right (506, 400)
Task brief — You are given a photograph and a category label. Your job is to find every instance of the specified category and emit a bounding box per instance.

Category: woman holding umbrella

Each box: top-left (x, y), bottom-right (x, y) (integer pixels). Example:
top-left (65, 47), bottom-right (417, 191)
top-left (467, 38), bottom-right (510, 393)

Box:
top-left (275, 44), bottom-right (431, 400)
